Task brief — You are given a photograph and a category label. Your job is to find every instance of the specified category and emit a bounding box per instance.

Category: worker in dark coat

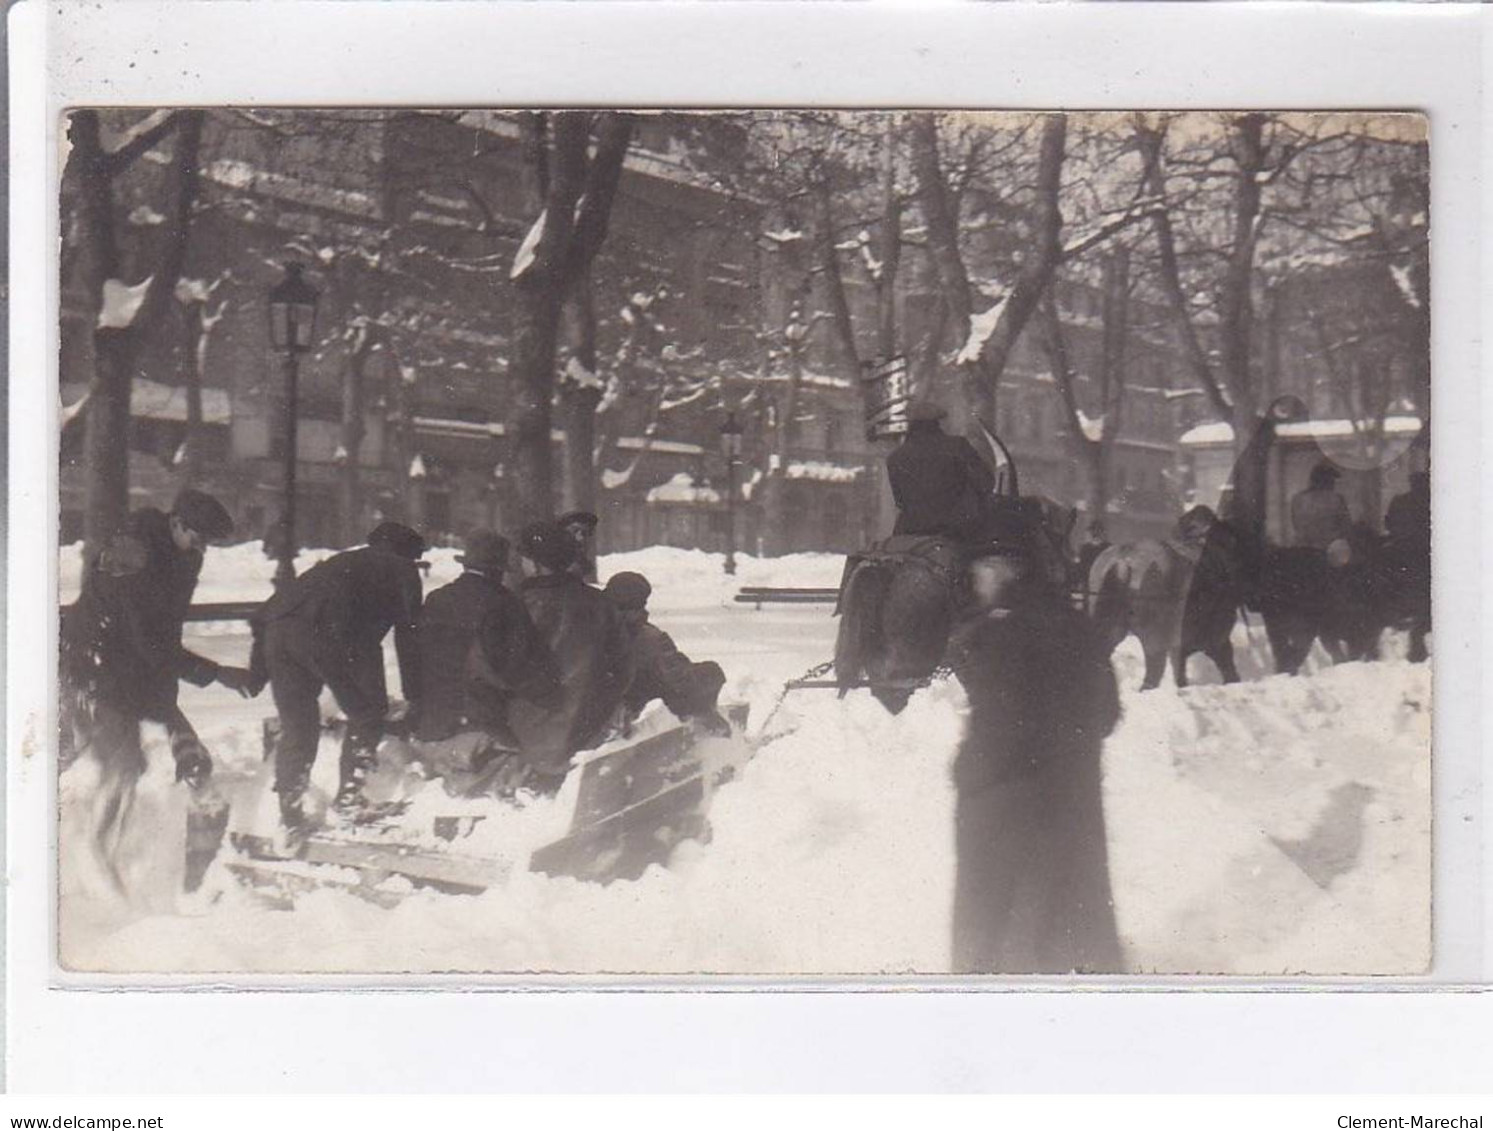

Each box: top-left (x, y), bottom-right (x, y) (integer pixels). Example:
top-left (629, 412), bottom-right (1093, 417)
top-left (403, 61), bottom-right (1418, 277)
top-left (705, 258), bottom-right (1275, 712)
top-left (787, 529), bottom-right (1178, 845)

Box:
top-left (1290, 461), bottom-right (1352, 551)
top-left (947, 550), bottom-right (1125, 974)
top-left (260, 521), bottom-right (426, 831)
top-left (1384, 470), bottom-right (1431, 662)
top-left (413, 529), bottom-right (555, 745)
top-left (886, 400), bottom-right (995, 543)
top-left (558, 510), bottom-right (600, 583)
top-left (506, 520), bottom-right (634, 790)
top-left (1385, 471), bottom-right (1431, 558)
top-left (61, 489), bottom-right (256, 791)
top-left (603, 572), bottom-right (730, 734)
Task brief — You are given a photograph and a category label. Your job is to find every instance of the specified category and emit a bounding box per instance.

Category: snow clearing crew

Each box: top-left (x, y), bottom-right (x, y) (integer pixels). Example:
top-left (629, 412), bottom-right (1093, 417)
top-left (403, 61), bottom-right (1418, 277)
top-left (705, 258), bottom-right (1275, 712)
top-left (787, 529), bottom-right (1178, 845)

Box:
top-left (410, 529), bottom-right (558, 793)
top-left (505, 520), bottom-right (635, 791)
top-left (602, 571), bottom-right (731, 735)
top-left (886, 399), bottom-right (995, 545)
top-left (260, 521), bottom-right (426, 835)
top-left (61, 488), bottom-right (257, 791)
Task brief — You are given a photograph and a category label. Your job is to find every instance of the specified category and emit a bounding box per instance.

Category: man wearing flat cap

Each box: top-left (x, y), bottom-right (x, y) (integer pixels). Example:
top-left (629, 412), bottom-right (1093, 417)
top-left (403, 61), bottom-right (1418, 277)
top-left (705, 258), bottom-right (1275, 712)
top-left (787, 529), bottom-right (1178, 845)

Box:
top-left (413, 529), bottom-right (555, 748)
top-left (886, 399), bottom-right (996, 544)
top-left (61, 488), bottom-right (258, 793)
top-left (557, 510), bottom-right (600, 583)
top-left (259, 521), bottom-right (427, 833)
top-left (505, 520), bottom-right (634, 787)
top-left (604, 571), bottom-right (730, 735)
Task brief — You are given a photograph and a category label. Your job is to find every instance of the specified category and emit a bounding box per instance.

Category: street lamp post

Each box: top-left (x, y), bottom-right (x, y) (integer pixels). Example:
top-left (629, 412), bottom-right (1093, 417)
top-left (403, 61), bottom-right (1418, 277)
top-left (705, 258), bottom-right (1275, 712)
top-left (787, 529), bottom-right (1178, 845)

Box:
top-left (267, 263), bottom-right (320, 588)
top-left (719, 409), bottom-right (744, 576)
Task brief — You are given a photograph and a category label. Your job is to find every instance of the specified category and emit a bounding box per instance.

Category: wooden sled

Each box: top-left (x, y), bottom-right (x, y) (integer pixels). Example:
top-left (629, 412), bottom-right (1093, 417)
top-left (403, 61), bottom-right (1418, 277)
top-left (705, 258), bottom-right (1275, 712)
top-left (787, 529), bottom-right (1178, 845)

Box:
top-left (226, 703), bottom-right (750, 905)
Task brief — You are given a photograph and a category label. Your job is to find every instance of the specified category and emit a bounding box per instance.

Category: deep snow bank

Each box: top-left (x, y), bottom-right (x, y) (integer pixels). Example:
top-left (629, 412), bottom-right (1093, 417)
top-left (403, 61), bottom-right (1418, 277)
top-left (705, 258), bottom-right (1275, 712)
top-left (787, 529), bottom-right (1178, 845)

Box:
top-left (60, 650), bottom-right (1429, 977)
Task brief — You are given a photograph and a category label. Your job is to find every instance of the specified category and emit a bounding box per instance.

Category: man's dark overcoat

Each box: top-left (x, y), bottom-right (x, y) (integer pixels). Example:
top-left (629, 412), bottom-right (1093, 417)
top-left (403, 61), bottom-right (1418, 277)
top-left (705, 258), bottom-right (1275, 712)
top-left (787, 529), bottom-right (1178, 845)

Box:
top-left (63, 507), bottom-right (219, 723)
top-left (886, 425), bottom-right (995, 541)
top-left (414, 569), bottom-right (555, 742)
top-left (506, 574), bottom-right (634, 776)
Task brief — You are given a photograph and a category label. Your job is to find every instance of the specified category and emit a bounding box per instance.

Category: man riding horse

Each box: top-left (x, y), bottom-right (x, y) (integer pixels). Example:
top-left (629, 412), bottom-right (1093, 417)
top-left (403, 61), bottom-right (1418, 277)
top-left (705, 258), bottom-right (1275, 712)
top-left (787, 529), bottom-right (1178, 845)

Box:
top-left (835, 399), bottom-right (1073, 711)
top-left (886, 400), bottom-right (996, 545)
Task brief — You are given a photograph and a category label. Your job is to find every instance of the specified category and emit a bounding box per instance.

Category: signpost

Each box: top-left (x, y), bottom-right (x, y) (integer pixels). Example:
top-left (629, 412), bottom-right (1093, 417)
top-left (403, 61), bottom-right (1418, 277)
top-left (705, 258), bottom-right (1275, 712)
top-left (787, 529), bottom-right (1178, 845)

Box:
top-left (862, 354), bottom-right (910, 442)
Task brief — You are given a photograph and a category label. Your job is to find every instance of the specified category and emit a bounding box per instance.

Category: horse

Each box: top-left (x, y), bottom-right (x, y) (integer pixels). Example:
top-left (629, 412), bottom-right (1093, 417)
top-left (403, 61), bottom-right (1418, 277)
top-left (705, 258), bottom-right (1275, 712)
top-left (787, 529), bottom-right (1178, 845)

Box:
top-left (1252, 523), bottom-right (1427, 673)
top-left (1086, 506), bottom-right (1245, 691)
top-left (833, 495), bottom-right (1078, 714)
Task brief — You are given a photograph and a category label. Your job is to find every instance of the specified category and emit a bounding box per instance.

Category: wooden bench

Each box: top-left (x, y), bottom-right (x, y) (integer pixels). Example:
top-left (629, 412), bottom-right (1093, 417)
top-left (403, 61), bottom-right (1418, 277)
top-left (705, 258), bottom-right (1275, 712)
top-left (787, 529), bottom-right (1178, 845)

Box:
top-left (183, 600), bottom-right (266, 623)
top-left (733, 586), bottom-right (840, 610)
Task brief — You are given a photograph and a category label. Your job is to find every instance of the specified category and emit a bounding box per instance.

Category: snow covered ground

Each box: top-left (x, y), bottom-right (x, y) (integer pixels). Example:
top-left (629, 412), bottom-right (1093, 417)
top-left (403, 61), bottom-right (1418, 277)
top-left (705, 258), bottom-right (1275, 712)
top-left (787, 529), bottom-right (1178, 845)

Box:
top-left (57, 543), bottom-right (1430, 977)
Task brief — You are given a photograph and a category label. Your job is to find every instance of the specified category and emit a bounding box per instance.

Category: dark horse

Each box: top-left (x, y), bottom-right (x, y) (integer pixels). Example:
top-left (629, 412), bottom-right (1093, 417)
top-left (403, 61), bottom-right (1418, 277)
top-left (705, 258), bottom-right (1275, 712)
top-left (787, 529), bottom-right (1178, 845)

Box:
top-left (833, 495), bottom-right (1077, 713)
top-left (1086, 506), bottom-right (1246, 690)
top-left (1251, 523), bottom-right (1427, 673)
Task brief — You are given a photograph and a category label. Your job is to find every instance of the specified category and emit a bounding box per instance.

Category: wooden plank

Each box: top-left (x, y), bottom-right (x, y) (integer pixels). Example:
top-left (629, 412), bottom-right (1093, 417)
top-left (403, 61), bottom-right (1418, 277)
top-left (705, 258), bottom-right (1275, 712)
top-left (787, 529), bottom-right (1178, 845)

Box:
top-left (232, 831), bottom-right (505, 893)
top-left (736, 587), bottom-right (839, 597)
top-left (224, 860), bottom-right (408, 910)
top-left (184, 600), bottom-right (265, 622)
top-left (570, 725), bottom-right (701, 831)
top-left (529, 775), bottom-right (709, 884)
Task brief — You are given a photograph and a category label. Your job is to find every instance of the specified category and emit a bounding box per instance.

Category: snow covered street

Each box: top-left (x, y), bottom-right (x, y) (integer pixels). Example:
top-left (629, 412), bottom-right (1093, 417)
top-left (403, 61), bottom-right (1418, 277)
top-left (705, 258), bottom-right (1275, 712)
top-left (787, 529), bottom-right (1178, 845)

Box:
top-left (57, 545), bottom-right (1430, 977)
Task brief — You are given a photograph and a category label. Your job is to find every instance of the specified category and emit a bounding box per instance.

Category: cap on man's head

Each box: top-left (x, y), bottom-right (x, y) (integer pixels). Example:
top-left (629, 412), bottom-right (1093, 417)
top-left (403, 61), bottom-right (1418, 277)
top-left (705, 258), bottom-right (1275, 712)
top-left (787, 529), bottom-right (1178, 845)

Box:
top-left (603, 571), bottom-right (652, 612)
top-left (367, 521), bottom-right (428, 560)
top-left (905, 399), bottom-right (947, 424)
top-left (171, 489), bottom-right (234, 542)
top-left (557, 510), bottom-right (599, 534)
top-left (517, 521), bottom-right (578, 573)
top-left (1309, 461), bottom-right (1342, 488)
top-left (458, 529), bottom-right (509, 573)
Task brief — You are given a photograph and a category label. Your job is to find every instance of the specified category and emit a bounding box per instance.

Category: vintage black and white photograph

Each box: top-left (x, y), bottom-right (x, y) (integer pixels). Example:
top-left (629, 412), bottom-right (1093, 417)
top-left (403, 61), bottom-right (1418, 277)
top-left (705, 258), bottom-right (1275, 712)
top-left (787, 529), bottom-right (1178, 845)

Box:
top-left (55, 107), bottom-right (1431, 977)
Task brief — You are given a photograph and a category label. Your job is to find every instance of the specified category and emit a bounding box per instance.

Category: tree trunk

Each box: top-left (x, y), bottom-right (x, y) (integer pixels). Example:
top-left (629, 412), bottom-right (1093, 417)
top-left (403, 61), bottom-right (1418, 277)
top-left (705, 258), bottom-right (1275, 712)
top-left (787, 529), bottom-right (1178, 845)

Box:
top-left (72, 109), bottom-right (204, 557)
top-left (1135, 122), bottom-right (1234, 422)
top-left (509, 283), bottom-right (566, 524)
top-left (340, 324), bottom-right (371, 544)
top-left (84, 332), bottom-right (137, 550)
top-left (178, 300), bottom-right (205, 487)
top-left (970, 114), bottom-right (1069, 414)
top-left (812, 175), bottom-right (860, 374)
top-left (507, 112), bottom-right (632, 526)
top-left (910, 113), bottom-right (1068, 426)
top-left (559, 270), bottom-right (601, 515)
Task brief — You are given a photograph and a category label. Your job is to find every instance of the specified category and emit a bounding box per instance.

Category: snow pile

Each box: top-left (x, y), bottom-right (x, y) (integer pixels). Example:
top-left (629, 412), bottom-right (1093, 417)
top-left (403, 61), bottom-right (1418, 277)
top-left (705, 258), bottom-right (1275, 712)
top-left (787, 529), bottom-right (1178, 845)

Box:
top-left (785, 460), bottom-right (862, 484)
top-left (55, 539), bottom-right (1429, 977)
top-left (645, 473), bottom-right (721, 505)
top-left (58, 645), bottom-right (1429, 976)
top-left (1105, 659), bottom-right (1430, 974)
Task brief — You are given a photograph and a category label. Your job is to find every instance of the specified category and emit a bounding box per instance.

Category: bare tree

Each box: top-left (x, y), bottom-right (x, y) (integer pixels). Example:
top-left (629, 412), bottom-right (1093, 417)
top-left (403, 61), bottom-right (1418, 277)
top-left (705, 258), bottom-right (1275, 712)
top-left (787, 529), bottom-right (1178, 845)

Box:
top-left (509, 112), bottom-right (634, 524)
top-left (66, 109), bottom-right (206, 557)
top-left (1041, 249), bottom-right (1132, 538)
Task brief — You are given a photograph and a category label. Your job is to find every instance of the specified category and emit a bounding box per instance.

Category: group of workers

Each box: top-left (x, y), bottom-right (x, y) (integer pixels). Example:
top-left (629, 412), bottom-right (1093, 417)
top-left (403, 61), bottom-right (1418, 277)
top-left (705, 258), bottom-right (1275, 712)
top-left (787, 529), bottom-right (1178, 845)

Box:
top-left (62, 497), bottom-right (729, 840)
top-left (1290, 459), bottom-right (1431, 562)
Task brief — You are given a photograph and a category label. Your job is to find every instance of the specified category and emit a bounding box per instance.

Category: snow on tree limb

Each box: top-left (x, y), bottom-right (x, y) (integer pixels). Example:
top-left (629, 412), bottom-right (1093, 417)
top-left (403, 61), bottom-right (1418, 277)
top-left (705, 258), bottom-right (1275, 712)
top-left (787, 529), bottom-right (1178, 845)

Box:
top-left (61, 390), bottom-right (91, 431)
top-left (1390, 262), bottom-right (1421, 309)
top-left (956, 295), bottom-right (1008, 365)
top-left (562, 355), bottom-right (603, 390)
top-left (96, 277), bottom-right (154, 329)
top-left (509, 209), bottom-right (547, 280)
top-left (1075, 408), bottom-right (1106, 443)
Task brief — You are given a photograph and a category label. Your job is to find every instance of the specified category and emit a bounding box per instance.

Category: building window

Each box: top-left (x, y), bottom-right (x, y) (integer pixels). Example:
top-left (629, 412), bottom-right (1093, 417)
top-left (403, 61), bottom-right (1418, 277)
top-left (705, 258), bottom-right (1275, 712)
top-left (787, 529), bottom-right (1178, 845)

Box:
top-left (824, 416), bottom-right (841, 453)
